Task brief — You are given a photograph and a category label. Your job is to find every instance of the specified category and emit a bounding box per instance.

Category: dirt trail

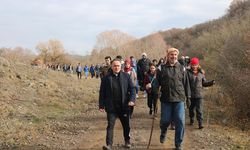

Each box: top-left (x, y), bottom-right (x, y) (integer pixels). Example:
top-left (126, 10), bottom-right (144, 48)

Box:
top-left (74, 93), bottom-right (249, 150)
top-left (77, 95), bottom-right (190, 150)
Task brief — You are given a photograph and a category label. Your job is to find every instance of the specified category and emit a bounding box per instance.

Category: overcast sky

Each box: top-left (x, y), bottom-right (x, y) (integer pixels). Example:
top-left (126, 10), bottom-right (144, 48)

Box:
top-left (0, 0), bottom-right (232, 55)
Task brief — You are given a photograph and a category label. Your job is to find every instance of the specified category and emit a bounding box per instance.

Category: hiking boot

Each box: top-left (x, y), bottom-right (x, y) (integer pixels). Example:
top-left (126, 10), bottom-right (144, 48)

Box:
top-left (124, 141), bottom-right (131, 149)
top-left (189, 119), bottom-right (194, 125)
top-left (149, 109), bottom-right (153, 115)
top-left (198, 122), bottom-right (204, 129)
top-left (103, 145), bottom-right (112, 150)
top-left (198, 125), bottom-right (204, 129)
top-left (175, 145), bottom-right (182, 150)
top-left (160, 134), bottom-right (166, 143)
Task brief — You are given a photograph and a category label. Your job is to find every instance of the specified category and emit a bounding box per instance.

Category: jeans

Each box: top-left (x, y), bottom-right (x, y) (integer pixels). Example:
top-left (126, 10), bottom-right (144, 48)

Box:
top-left (84, 72), bottom-right (88, 78)
top-left (106, 112), bottom-right (131, 146)
top-left (160, 101), bottom-right (185, 147)
top-left (189, 98), bottom-right (203, 125)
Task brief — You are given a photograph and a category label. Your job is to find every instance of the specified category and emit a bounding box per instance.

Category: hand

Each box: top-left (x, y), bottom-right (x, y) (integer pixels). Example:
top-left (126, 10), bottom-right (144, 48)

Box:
top-left (212, 80), bottom-right (216, 85)
top-left (99, 108), bottom-right (105, 112)
top-left (128, 101), bottom-right (135, 106)
top-left (158, 92), bottom-right (162, 98)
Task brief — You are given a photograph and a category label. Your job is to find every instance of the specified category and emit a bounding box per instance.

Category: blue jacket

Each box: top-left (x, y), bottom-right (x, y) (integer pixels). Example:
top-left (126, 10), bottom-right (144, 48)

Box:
top-left (99, 71), bottom-right (136, 113)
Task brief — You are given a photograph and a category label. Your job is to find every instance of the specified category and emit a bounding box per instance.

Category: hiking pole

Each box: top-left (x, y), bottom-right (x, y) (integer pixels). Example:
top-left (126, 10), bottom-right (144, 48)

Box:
top-left (206, 73), bottom-right (217, 128)
top-left (147, 99), bottom-right (158, 149)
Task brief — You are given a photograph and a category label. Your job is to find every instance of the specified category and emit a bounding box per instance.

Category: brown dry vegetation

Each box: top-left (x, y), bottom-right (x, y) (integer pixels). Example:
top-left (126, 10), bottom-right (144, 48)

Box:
top-left (0, 56), bottom-right (100, 149)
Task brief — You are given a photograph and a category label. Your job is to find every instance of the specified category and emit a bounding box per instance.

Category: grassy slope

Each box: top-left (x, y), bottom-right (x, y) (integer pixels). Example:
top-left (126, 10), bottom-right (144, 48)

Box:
top-left (0, 57), bottom-right (100, 148)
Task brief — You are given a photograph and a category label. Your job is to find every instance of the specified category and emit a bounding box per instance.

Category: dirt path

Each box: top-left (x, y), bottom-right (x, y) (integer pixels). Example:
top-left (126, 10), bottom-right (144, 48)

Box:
top-left (77, 95), bottom-right (190, 150)
top-left (29, 90), bottom-right (249, 150)
top-left (73, 94), bottom-right (249, 150)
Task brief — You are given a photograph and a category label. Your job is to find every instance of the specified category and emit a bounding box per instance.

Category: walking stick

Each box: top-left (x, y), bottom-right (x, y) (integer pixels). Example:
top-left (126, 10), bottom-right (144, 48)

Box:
top-left (147, 98), bottom-right (158, 149)
top-left (206, 72), bottom-right (217, 128)
top-left (206, 84), bottom-right (216, 128)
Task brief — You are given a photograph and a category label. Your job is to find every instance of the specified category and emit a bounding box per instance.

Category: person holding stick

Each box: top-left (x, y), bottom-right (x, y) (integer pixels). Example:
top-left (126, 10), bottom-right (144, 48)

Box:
top-left (157, 47), bottom-right (190, 150)
top-left (187, 57), bottom-right (215, 129)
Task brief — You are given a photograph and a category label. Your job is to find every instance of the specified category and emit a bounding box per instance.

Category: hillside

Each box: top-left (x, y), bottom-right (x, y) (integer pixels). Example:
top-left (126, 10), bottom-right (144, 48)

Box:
top-left (0, 56), bottom-right (100, 148)
top-left (0, 56), bottom-right (249, 149)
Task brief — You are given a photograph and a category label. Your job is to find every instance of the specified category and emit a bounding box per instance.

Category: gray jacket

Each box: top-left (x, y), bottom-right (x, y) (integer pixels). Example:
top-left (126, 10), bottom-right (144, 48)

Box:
top-left (187, 69), bottom-right (214, 99)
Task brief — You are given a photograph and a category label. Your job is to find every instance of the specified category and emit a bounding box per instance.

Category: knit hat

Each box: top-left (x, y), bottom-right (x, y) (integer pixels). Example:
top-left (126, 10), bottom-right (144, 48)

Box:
top-left (124, 58), bottom-right (131, 64)
top-left (167, 48), bottom-right (179, 55)
top-left (190, 57), bottom-right (199, 65)
top-left (142, 52), bottom-right (147, 57)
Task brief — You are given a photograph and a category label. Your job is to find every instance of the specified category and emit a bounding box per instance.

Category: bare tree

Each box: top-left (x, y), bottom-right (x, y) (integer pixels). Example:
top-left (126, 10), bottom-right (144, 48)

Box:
top-left (93, 29), bottom-right (136, 53)
top-left (36, 39), bottom-right (67, 65)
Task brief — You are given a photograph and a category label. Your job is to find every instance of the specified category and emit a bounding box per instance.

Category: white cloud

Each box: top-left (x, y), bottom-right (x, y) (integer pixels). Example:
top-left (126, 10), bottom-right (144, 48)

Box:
top-left (0, 0), bottom-right (232, 55)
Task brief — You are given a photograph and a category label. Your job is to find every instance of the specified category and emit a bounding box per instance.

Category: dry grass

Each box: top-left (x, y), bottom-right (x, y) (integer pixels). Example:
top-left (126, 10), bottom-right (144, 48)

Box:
top-left (0, 56), bottom-right (100, 148)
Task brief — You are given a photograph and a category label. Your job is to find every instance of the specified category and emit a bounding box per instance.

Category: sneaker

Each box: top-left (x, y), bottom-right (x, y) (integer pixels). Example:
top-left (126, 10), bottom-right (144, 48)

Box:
top-left (170, 126), bottom-right (175, 130)
top-left (170, 123), bottom-right (175, 130)
top-left (124, 141), bottom-right (131, 149)
top-left (136, 94), bottom-right (139, 98)
top-left (160, 134), bottom-right (166, 143)
top-left (103, 145), bottom-right (112, 150)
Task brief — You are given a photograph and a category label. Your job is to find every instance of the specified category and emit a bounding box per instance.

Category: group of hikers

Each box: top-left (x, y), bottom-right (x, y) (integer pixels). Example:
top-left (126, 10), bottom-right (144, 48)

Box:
top-left (45, 63), bottom-right (103, 79)
top-left (98, 47), bottom-right (215, 150)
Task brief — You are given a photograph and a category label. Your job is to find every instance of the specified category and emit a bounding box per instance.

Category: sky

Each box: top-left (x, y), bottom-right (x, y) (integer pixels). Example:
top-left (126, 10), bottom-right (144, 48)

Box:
top-left (0, 0), bottom-right (232, 56)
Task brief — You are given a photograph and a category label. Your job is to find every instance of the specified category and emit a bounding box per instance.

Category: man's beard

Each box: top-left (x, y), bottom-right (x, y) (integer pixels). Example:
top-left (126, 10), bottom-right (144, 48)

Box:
top-left (169, 59), bottom-right (177, 65)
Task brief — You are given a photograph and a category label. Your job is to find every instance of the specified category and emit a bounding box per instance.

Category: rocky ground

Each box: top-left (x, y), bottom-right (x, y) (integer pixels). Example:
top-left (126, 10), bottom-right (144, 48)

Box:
top-left (0, 56), bottom-right (249, 150)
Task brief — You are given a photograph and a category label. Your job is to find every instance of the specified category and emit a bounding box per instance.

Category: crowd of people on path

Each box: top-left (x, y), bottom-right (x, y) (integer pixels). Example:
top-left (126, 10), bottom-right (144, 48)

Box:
top-left (44, 62), bottom-right (103, 80)
top-left (98, 47), bottom-right (215, 150)
top-left (41, 47), bottom-right (215, 150)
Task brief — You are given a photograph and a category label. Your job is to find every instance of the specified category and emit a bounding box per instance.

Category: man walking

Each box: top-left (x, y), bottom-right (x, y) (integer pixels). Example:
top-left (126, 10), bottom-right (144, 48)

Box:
top-left (76, 63), bottom-right (82, 79)
top-left (100, 56), bottom-right (112, 79)
top-left (99, 59), bottom-right (136, 150)
top-left (137, 52), bottom-right (151, 91)
top-left (157, 48), bottom-right (190, 150)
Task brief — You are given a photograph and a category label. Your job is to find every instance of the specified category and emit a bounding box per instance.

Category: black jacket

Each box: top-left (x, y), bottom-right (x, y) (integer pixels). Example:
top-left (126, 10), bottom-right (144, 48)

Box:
top-left (99, 71), bottom-right (136, 113)
top-left (137, 58), bottom-right (151, 75)
top-left (157, 62), bottom-right (191, 102)
top-left (187, 69), bottom-right (214, 98)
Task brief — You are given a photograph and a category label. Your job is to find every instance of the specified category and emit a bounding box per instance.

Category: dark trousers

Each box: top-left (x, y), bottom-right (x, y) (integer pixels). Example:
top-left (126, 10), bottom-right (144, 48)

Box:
top-left (106, 112), bottom-right (131, 146)
top-left (189, 98), bottom-right (203, 125)
top-left (147, 92), bottom-right (158, 112)
top-left (138, 73), bottom-right (145, 91)
top-left (91, 72), bottom-right (95, 78)
top-left (77, 72), bottom-right (82, 79)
